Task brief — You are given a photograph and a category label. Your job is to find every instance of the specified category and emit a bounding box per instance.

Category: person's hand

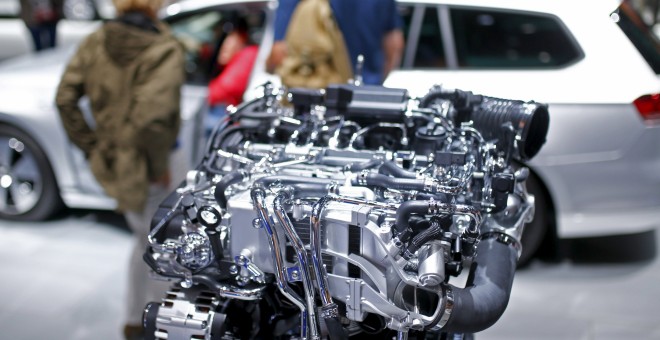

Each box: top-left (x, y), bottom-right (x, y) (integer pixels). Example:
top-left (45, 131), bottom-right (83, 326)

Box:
top-left (266, 41), bottom-right (288, 73)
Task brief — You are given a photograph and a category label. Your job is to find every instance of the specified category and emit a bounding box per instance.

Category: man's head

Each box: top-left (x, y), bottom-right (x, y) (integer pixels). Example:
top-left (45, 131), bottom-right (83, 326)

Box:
top-left (112, 0), bottom-right (164, 18)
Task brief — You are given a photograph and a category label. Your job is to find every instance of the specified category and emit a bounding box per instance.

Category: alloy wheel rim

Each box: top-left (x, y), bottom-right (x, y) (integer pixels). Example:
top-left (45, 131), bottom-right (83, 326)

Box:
top-left (0, 136), bottom-right (42, 215)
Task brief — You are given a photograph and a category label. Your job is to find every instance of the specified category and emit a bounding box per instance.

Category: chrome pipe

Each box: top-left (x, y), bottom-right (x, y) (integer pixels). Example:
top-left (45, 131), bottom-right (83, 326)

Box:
top-left (273, 191), bottom-right (320, 340)
top-left (310, 196), bottom-right (339, 318)
top-left (251, 187), bottom-right (310, 339)
top-left (217, 284), bottom-right (264, 301)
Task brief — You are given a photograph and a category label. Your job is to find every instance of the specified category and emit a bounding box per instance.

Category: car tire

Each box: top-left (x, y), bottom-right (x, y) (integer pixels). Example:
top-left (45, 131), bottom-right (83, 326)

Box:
top-left (0, 125), bottom-right (63, 221)
top-left (517, 171), bottom-right (549, 267)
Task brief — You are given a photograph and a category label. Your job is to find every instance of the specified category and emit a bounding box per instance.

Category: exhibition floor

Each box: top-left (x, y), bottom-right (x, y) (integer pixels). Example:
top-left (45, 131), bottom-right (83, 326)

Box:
top-left (1, 210), bottom-right (659, 340)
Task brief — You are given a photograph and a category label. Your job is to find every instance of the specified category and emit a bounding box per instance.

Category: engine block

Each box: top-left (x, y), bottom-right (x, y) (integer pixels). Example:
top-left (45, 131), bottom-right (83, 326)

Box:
top-left (143, 83), bottom-right (549, 339)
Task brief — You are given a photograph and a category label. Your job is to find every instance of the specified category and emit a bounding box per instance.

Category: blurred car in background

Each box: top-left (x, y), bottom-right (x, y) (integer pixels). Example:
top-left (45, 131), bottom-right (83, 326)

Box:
top-left (0, 0), bottom-right (658, 265)
top-left (383, 0), bottom-right (660, 264)
top-left (0, 0), bottom-right (113, 61)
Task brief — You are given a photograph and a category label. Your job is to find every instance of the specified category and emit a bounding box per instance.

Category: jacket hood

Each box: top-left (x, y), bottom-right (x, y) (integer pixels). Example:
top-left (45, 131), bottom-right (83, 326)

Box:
top-left (102, 13), bottom-right (163, 66)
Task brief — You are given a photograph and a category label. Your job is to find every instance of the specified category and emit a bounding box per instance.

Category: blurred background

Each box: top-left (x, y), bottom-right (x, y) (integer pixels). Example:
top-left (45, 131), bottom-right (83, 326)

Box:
top-left (1, 0), bottom-right (659, 339)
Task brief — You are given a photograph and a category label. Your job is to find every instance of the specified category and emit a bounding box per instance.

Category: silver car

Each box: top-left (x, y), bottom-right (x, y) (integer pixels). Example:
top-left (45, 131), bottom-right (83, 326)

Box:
top-left (0, 0), bottom-right (658, 265)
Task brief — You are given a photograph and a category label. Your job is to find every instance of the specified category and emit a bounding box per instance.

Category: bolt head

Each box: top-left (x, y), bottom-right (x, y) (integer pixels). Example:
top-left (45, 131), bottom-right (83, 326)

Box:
top-left (411, 318), bottom-right (424, 330)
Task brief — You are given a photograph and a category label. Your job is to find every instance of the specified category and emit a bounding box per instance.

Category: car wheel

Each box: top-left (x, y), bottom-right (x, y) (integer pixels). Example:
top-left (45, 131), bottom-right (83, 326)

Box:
top-left (0, 125), bottom-right (63, 221)
top-left (517, 171), bottom-right (549, 267)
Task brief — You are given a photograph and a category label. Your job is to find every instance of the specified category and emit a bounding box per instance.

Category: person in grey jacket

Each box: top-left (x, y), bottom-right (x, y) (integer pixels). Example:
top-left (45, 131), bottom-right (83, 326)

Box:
top-left (55, 0), bottom-right (185, 338)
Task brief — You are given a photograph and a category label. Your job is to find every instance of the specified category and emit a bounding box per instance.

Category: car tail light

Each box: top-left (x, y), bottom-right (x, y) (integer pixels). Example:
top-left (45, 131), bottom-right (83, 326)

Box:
top-left (634, 94), bottom-right (660, 122)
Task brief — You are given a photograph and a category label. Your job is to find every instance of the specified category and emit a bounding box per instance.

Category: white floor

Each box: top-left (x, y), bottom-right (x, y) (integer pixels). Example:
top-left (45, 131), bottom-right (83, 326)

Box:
top-left (1, 210), bottom-right (659, 340)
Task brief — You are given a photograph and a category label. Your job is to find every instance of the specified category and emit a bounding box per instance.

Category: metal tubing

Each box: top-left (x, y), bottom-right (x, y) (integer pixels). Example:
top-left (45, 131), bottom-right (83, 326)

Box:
top-left (251, 187), bottom-right (310, 339)
top-left (310, 196), bottom-right (339, 317)
top-left (273, 191), bottom-right (320, 340)
top-left (193, 275), bottom-right (265, 301)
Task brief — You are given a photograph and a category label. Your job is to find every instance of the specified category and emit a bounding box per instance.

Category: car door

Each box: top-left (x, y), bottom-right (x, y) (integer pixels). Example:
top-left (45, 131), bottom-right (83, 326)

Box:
top-left (0, 0), bottom-right (32, 61)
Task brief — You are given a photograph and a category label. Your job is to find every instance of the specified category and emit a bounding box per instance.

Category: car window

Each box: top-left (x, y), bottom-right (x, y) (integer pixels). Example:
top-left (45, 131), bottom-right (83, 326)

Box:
top-left (399, 4), bottom-right (447, 69)
top-left (167, 4), bottom-right (267, 85)
top-left (613, 0), bottom-right (660, 74)
top-left (414, 6), bottom-right (445, 68)
top-left (450, 7), bottom-right (582, 69)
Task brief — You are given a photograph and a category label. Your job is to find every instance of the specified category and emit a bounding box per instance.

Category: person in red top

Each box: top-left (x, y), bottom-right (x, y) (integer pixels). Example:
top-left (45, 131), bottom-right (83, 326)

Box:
top-left (205, 20), bottom-right (258, 136)
top-left (208, 24), bottom-right (258, 107)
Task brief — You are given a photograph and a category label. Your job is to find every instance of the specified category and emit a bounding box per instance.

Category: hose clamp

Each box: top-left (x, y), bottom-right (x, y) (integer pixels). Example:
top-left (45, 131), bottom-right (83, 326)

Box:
top-left (481, 231), bottom-right (523, 258)
top-left (320, 303), bottom-right (339, 319)
top-left (423, 178), bottom-right (434, 193)
top-left (437, 284), bottom-right (454, 329)
top-left (428, 201), bottom-right (437, 214)
top-left (327, 181), bottom-right (339, 195)
top-left (358, 170), bottom-right (369, 186)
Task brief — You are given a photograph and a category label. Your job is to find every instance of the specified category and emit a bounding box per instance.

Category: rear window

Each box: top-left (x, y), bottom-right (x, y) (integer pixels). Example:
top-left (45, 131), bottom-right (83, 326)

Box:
top-left (413, 6), bottom-right (445, 68)
top-left (450, 8), bottom-right (582, 68)
top-left (613, 0), bottom-right (660, 74)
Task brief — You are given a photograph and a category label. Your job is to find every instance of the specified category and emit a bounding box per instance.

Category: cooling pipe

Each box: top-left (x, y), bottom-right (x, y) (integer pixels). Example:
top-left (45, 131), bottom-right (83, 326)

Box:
top-left (439, 233), bottom-right (518, 333)
top-left (378, 161), bottom-right (418, 179)
top-left (214, 170), bottom-right (249, 209)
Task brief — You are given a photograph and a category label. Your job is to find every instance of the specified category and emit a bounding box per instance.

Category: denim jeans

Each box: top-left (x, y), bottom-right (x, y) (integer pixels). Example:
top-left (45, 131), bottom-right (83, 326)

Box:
top-left (27, 23), bottom-right (57, 51)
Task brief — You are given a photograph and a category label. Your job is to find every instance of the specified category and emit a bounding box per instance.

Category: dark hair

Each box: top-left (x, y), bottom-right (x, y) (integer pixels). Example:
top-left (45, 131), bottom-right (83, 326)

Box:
top-left (221, 16), bottom-right (251, 44)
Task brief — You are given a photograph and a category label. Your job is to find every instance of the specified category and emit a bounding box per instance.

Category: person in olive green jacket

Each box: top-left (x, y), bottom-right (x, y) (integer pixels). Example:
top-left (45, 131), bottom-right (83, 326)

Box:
top-left (55, 0), bottom-right (184, 338)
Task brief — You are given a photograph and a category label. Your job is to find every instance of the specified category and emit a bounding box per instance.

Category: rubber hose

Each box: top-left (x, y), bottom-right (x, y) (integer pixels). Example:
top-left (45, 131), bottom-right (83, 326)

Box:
top-left (418, 86), bottom-right (476, 111)
top-left (472, 96), bottom-right (549, 161)
top-left (378, 161), bottom-right (417, 179)
top-left (393, 200), bottom-right (430, 234)
top-left (440, 235), bottom-right (517, 333)
top-left (346, 159), bottom-right (383, 171)
top-left (325, 317), bottom-right (348, 340)
top-left (211, 125), bottom-right (246, 150)
top-left (214, 171), bottom-right (248, 209)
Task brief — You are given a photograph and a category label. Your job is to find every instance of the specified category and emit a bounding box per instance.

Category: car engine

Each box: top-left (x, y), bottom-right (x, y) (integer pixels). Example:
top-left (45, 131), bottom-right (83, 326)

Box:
top-left (143, 83), bottom-right (549, 339)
